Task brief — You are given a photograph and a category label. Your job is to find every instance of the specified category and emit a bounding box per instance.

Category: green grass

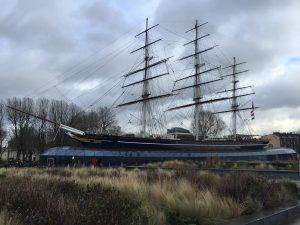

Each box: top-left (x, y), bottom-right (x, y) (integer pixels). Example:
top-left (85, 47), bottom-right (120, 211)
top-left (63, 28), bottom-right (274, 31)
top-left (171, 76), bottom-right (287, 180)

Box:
top-left (0, 168), bottom-right (297, 225)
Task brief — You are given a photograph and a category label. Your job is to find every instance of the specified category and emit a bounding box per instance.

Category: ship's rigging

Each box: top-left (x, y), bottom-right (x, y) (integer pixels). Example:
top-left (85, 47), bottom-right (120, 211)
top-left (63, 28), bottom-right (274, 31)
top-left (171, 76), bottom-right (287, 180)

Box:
top-left (116, 18), bottom-right (173, 137)
top-left (164, 20), bottom-right (257, 140)
top-left (9, 18), bottom-right (258, 140)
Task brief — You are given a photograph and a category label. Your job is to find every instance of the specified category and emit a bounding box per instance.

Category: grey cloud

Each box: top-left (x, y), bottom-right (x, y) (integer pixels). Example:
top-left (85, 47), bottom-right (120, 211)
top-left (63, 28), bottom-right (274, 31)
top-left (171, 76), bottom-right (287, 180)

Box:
top-left (154, 0), bottom-right (300, 72)
top-left (0, 0), bottom-right (74, 53)
top-left (0, 0), bottom-right (299, 134)
top-left (255, 64), bottom-right (300, 109)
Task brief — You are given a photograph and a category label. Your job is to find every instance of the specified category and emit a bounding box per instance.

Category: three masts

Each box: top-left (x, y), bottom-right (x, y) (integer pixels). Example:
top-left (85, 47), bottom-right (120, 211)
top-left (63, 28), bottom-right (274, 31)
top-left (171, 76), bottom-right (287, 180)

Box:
top-left (117, 18), bottom-right (257, 141)
top-left (7, 18), bottom-right (264, 150)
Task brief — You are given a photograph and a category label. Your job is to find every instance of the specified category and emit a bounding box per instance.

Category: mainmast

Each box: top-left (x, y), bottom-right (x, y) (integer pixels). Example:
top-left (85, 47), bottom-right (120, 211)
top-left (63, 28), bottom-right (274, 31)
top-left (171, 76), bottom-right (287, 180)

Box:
top-left (194, 20), bottom-right (201, 141)
top-left (169, 20), bottom-right (220, 141)
top-left (142, 18), bottom-right (150, 137)
top-left (232, 57), bottom-right (237, 140)
top-left (117, 18), bottom-right (172, 137)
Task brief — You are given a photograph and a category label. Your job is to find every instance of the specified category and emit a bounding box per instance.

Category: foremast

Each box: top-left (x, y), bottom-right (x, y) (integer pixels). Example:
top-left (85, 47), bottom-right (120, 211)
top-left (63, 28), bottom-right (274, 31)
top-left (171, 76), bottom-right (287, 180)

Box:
top-left (117, 18), bottom-right (172, 137)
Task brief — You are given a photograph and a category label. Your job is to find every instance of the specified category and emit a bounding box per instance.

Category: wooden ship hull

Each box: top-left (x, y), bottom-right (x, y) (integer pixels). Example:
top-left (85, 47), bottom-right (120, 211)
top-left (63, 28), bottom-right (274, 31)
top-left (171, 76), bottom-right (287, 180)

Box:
top-left (67, 132), bottom-right (268, 152)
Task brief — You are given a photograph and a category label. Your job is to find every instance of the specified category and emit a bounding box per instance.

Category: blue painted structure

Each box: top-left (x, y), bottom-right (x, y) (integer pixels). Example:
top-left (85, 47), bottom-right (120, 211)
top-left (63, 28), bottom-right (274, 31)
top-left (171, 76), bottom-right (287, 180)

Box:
top-left (40, 146), bottom-right (298, 166)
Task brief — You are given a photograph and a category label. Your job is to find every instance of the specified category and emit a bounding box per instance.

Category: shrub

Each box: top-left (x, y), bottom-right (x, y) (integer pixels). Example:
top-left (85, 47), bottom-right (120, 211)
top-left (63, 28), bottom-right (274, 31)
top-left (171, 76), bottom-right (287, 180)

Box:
top-left (0, 177), bottom-right (144, 225)
top-left (0, 168), bottom-right (297, 225)
top-left (216, 172), bottom-right (296, 212)
top-left (172, 170), bottom-right (220, 190)
top-left (0, 209), bottom-right (22, 225)
top-left (241, 196), bottom-right (263, 214)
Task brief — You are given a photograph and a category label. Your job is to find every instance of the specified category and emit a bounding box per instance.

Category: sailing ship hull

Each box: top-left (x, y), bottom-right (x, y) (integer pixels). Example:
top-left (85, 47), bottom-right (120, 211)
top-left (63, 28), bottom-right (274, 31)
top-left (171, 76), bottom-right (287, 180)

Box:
top-left (67, 133), bottom-right (268, 152)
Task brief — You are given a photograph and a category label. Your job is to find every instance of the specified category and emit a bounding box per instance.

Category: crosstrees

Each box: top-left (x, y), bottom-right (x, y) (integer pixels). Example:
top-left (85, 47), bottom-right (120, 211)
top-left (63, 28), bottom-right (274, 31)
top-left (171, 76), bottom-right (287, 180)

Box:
top-left (183, 34), bottom-right (210, 46)
top-left (222, 70), bottom-right (249, 78)
top-left (167, 93), bottom-right (255, 111)
top-left (122, 72), bottom-right (169, 88)
top-left (116, 94), bottom-right (173, 108)
top-left (222, 61), bottom-right (246, 69)
top-left (172, 78), bottom-right (223, 92)
top-left (213, 106), bottom-right (259, 114)
top-left (185, 22), bottom-right (208, 33)
top-left (178, 46), bottom-right (215, 61)
top-left (130, 39), bottom-right (162, 54)
top-left (135, 24), bottom-right (159, 37)
top-left (124, 57), bottom-right (172, 77)
top-left (217, 86), bottom-right (252, 94)
top-left (175, 66), bottom-right (220, 83)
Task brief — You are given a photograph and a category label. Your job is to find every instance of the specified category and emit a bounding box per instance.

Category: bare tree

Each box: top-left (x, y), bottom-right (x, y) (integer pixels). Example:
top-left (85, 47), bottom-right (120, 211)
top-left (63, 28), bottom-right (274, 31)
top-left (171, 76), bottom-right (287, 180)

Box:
top-left (82, 107), bottom-right (120, 135)
top-left (96, 107), bottom-right (119, 135)
top-left (7, 97), bottom-right (35, 160)
top-left (5, 97), bottom-right (122, 154)
top-left (35, 98), bottom-right (50, 153)
top-left (47, 100), bottom-right (69, 146)
top-left (191, 110), bottom-right (226, 140)
top-left (68, 103), bottom-right (84, 127)
top-left (0, 101), bottom-right (6, 158)
top-left (82, 111), bottom-right (99, 133)
top-left (47, 100), bottom-right (84, 146)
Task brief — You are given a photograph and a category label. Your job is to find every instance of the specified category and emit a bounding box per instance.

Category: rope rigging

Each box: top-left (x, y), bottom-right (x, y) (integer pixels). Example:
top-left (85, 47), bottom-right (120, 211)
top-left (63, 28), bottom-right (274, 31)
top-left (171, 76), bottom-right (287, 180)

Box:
top-left (20, 19), bottom-right (257, 138)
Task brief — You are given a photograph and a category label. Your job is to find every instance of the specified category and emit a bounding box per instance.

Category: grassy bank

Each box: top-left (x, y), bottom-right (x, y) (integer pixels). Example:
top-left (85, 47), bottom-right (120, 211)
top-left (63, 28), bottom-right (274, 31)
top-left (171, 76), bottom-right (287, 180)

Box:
top-left (0, 209), bottom-right (21, 225)
top-left (146, 159), bottom-right (299, 171)
top-left (0, 168), bottom-right (297, 225)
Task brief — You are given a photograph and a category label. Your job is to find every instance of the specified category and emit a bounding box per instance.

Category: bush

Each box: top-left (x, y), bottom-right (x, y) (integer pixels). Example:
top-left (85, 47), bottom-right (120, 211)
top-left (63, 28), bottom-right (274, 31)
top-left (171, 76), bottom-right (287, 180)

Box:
top-left (172, 170), bottom-right (220, 190)
top-left (241, 196), bottom-right (263, 214)
top-left (0, 168), bottom-right (297, 225)
top-left (0, 177), bottom-right (144, 225)
top-left (216, 173), bottom-right (296, 213)
top-left (0, 208), bottom-right (21, 225)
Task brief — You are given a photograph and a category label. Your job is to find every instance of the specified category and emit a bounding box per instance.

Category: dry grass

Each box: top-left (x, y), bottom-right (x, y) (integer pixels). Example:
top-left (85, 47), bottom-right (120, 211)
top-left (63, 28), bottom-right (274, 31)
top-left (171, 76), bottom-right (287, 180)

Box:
top-left (0, 209), bottom-right (21, 225)
top-left (147, 160), bottom-right (198, 168)
top-left (146, 160), bottom-right (299, 171)
top-left (0, 167), bottom-right (297, 225)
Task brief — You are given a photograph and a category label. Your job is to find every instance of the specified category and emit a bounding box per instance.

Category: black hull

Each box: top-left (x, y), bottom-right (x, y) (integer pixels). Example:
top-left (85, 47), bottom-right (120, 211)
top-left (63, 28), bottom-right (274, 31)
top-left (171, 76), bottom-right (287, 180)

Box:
top-left (67, 133), bottom-right (268, 152)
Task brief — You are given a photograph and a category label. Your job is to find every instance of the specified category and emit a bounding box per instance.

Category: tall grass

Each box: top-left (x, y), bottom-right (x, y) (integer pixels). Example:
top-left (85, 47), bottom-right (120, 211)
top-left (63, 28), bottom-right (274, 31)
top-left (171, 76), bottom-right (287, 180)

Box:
top-left (146, 159), bottom-right (299, 171)
top-left (0, 168), bottom-right (297, 225)
top-left (0, 209), bottom-right (21, 225)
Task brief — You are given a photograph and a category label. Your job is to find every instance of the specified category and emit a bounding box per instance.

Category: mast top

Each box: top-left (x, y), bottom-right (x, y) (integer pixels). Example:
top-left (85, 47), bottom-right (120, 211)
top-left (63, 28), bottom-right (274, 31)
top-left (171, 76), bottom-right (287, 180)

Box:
top-left (135, 18), bottom-right (159, 38)
top-left (185, 21), bottom-right (208, 33)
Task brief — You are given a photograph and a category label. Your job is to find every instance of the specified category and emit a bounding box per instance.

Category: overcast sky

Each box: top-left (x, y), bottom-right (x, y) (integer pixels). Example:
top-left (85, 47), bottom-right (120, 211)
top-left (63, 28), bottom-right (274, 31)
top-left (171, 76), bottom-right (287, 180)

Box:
top-left (0, 0), bottom-right (299, 135)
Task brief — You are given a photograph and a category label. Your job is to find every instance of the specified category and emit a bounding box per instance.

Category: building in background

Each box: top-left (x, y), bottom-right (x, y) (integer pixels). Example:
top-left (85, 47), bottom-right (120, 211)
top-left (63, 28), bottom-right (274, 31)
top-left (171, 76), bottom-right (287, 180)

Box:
top-left (0, 147), bottom-right (17, 161)
top-left (166, 127), bottom-right (194, 141)
top-left (0, 146), bottom-right (39, 162)
top-left (262, 132), bottom-right (300, 151)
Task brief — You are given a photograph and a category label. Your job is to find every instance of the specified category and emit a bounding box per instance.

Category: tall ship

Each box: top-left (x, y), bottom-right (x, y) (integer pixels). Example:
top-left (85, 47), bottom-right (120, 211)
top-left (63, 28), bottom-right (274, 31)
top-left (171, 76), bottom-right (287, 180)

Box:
top-left (9, 18), bottom-right (269, 153)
